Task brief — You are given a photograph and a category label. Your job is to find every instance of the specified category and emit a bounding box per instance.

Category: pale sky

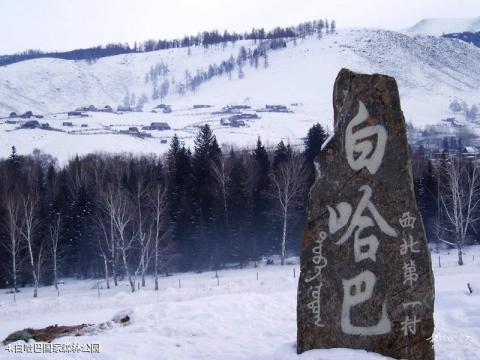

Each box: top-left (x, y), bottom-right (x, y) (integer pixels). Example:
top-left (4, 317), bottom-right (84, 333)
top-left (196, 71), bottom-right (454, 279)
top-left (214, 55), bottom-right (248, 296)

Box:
top-left (0, 0), bottom-right (479, 54)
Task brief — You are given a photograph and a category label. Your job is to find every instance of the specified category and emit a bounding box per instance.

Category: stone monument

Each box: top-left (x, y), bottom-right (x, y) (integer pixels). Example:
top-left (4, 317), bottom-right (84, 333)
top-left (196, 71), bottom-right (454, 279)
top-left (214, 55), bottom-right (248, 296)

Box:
top-left (297, 68), bottom-right (435, 360)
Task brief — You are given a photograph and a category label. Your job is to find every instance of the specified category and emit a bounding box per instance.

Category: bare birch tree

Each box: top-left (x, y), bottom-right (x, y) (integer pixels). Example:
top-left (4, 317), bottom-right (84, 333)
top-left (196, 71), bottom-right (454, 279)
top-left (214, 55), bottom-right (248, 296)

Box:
top-left (98, 186), bottom-right (119, 286)
top-left (49, 212), bottom-right (62, 294)
top-left (19, 194), bottom-right (44, 297)
top-left (110, 188), bottom-right (136, 292)
top-left (97, 217), bottom-right (111, 289)
top-left (438, 156), bottom-right (480, 265)
top-left (151, 183), bottom-right (174, 290)
top-left (271, 152), bottom-right (309, 265)
top-left (133, 180), bottom-right (149, 287)
top-left (1, 194), bottom-right (23, 297)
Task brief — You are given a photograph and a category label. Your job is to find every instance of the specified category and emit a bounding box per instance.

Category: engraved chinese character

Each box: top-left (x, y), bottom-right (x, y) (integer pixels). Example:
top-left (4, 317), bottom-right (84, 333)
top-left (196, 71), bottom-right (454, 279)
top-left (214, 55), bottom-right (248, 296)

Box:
top-left (328, 185), bottom-right (397, 262)
top-left (403, 301), bottom-right (422, 310)
top-left (345, 100), bottom-right (387, 175)
top-left (403, 260), bottom-right (419, 287)
top-left (399, 212), bottom-right (416, 228)
top-left (341, 270), bottom-right (391, 335)
top-left (400, 234), bottom-right (420, 255)
top-left (401, 315), bottom-right (421, 336)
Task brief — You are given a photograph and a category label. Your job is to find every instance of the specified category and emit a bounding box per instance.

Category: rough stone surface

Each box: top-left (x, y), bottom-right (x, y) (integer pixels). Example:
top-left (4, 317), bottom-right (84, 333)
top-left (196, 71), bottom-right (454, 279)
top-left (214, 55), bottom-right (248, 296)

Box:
top-left (297, 68), bottom-right (435, 360)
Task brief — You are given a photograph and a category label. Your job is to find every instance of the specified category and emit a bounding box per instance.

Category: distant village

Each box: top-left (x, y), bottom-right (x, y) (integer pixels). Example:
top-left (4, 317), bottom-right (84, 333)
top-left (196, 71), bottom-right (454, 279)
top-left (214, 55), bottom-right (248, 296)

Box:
top-left (0, 101), bottom-right (299, 143)
top-left (4, 102), bottom-right (480, 159)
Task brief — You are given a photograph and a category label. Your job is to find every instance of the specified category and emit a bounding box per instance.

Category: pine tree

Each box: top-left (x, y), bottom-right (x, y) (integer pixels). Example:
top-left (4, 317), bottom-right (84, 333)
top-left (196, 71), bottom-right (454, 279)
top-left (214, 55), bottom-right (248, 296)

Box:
top-left (167, 135), bottom-right (193, 270)
top-left (252, 138), bottom-right (273, 257)
top-left (330, 20), bottom-right (336, 33)
top-left (304, 123), bottom-right (328, 164)
top-left (273, 140), bottom-right (290, 170)
top-left (227, 152), bottom-right (250, 266)
top-left (191, 125), bottom-right (221, 270)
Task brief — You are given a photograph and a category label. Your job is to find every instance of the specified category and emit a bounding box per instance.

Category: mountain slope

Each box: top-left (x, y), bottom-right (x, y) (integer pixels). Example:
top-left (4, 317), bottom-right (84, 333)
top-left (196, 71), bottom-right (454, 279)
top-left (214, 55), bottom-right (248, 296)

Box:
top-left (0, 28), bottom-right (479, 162)
top-left (443, 31), bottom-right (480, 48)
top-left (406, 17), bottom-right (480, 36)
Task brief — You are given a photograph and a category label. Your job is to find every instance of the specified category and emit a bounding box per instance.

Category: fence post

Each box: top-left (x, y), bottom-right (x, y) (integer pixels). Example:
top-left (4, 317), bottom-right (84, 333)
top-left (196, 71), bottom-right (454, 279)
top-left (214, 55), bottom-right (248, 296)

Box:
top-left (293, 268), bottom-right (296, 278)
top-left (256, 272), bottom-right (258, 281)
top-left (438, 255), bottom-right (441, 268)
top-left (178, 279), bottom-right (181, 289)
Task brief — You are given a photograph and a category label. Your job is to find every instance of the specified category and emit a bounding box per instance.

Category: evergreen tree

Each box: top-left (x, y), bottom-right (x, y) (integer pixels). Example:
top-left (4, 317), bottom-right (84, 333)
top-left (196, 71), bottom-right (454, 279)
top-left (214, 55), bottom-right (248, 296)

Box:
top-left (304, 123), bottom-right (328, 164)
top-left (191, 125), bottom-right (221, 270)
top-left (167, 135), bottom-right (193, 270)
top-left (227, 152), bottom-right (250, 266)
top-left (273, 140), bottom-right (291, 170)
top-left (252, 138), bottom-right (273, 257)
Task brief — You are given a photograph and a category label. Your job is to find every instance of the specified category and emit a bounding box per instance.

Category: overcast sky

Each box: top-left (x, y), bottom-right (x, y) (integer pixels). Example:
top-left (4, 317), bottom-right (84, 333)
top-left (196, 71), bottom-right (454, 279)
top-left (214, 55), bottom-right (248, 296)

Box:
top-left (0, 0), bottom-right (479, 54)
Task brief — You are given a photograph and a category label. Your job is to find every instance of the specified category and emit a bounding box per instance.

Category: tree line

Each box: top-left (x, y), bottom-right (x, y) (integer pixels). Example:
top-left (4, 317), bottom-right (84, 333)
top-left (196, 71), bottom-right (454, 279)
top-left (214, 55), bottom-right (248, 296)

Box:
top-left (412, 147), bottom-right (480, 266)
top-left (0, 19), bottom-right (336, 67)
top-left (0, 123), bottom-right (328, 295)
top-left (3, 120), bottom-right (476, 296)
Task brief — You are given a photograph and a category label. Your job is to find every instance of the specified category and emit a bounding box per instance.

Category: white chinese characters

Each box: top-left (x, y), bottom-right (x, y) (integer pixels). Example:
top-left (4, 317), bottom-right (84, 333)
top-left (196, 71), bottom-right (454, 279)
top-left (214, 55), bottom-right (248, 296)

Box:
top-left (328, 101), bottom-right (395, 336)
top-left (399, 213), bottom-right (423, 336)
top-left (328, 185), bottom-right (397, 263)
top-left (341, 270), bottom-right (391, 335)
top-left (345, 101), bottom-right (387, 175)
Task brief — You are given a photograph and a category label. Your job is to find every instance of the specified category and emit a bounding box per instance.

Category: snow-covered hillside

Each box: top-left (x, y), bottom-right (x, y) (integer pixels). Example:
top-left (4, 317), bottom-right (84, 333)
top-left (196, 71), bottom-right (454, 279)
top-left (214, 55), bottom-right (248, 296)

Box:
top-left (1, 28), bottom-right (480, 162)
top-left (406, 17), bottom-right (480, 36)
top-left (0, 247), bottom-right (479, 360)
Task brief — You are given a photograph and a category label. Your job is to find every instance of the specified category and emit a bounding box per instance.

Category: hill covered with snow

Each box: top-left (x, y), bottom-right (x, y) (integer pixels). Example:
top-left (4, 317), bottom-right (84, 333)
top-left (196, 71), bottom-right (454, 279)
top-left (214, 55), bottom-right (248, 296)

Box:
top-left (1, 28), bottom-right (480, 162)
top-left (406, 17), bottom-right (480, 36)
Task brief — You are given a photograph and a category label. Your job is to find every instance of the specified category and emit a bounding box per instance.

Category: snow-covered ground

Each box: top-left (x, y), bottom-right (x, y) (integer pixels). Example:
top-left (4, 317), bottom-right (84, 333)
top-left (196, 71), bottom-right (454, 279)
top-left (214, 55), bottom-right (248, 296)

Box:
top-left (1, 28), bottom-right (480, 162)
top-left (0, 246), bottom-right (479, 360)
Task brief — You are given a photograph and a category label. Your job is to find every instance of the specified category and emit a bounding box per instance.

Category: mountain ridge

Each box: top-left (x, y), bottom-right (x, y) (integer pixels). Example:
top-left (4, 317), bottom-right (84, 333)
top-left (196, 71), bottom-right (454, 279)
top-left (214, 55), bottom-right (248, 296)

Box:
top-left (406, 17), bottom-right (480, 36)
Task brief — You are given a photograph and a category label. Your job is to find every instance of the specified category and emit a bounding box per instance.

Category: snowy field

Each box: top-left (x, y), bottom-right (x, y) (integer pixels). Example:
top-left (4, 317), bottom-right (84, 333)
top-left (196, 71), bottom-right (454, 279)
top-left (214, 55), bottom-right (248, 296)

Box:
top-left (0, 247), bottom-right (479, 360)
top-left (0, 106), bottom-right (315, 164)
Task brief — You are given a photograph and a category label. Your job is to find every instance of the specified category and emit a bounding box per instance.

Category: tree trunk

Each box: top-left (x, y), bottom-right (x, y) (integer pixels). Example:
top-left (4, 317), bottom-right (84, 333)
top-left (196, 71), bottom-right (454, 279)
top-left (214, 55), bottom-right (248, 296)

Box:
top-left (12, 254), bottom-right (17, 293)
top-left (112, 256), bottom-right (118, 286)
top-left (121, 246), bottom-right (135, 292)
top-left (110, 218), bottom-right (118, 286)
top-left (457, 240), bottom-right (464, 266)
top-left (27, 243), bottom-right (38, 298)
top-left (53, 251), bottom-right (58, 291)
top-left (281, 207), bottom-right (288, 266)
top-left (103, 257), bottom-right (110, 289)
top-left (154, 238), bottom-right (159, 291)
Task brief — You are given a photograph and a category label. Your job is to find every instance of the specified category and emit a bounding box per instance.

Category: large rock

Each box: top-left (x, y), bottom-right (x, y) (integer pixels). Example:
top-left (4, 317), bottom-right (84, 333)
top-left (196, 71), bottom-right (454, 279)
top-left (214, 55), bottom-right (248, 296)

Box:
top-left (297, 68), bottom-right (435, 359)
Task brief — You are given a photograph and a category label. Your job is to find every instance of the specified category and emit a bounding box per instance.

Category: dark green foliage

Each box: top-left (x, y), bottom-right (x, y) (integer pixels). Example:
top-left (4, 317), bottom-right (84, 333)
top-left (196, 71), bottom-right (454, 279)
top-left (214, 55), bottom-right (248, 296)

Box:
top-left (304, 123), bottom-right (328, 164)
